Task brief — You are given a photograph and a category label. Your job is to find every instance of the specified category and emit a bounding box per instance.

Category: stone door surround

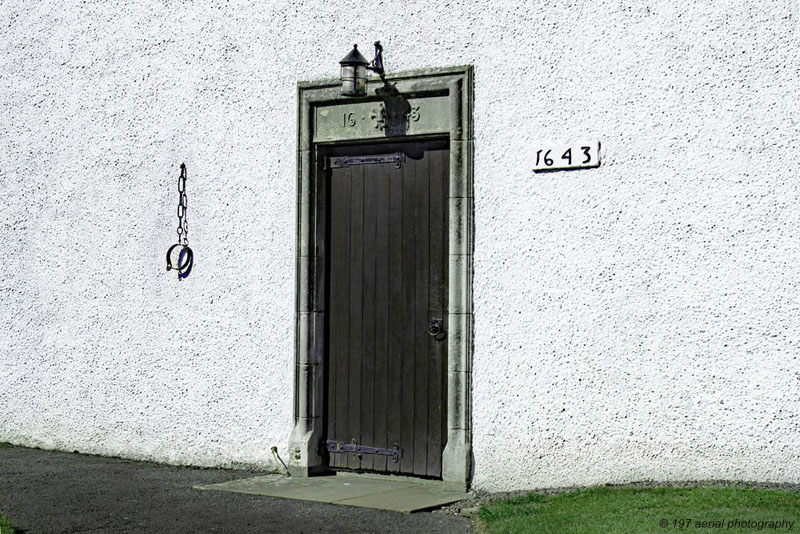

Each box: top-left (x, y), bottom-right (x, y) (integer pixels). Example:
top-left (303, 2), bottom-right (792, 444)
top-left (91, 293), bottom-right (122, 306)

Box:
top-left (288, 66), bottom-right (474, 488)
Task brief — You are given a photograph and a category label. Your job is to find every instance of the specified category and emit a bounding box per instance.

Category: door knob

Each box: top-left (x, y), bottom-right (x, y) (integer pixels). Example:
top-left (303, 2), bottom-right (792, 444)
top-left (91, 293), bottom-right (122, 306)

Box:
top-left (428, 319), bottom-right (445, 340)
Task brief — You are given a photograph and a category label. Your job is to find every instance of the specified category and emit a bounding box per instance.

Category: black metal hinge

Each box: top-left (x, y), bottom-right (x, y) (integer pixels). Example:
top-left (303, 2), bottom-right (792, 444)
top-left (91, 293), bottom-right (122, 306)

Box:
top-left (326, 440), bottom-right (403, 463)
top-left (330, 153), bottom-right (405, 169)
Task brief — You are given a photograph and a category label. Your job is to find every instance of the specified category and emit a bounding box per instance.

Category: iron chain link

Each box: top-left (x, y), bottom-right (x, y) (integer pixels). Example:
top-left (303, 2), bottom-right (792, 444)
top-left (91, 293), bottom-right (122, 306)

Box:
top-left (176, 164), bottom-right (188, 246)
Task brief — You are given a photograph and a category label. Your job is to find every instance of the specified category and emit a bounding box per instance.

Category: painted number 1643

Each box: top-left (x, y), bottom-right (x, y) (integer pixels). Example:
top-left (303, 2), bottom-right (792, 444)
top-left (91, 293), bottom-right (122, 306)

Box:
top-left (533, 142), bottom-right (601, 172)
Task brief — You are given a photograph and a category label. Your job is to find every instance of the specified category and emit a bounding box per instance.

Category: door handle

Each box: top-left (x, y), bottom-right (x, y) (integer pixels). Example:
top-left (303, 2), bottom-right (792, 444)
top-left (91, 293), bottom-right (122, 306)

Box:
top-left (428, 319), bottom-right (445, 340)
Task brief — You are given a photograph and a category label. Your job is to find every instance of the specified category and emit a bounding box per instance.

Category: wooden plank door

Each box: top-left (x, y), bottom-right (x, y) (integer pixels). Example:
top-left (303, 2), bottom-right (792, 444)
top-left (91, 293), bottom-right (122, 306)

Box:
top-left (326, 140), bottom-right (448, 478)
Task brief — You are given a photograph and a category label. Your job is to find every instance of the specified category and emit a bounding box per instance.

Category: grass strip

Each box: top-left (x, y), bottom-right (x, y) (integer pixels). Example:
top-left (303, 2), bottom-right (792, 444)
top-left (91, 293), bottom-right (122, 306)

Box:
top-left (0, 511), bottom-right (16, 534)
top-left (479, 486), bottom-right (800, 534)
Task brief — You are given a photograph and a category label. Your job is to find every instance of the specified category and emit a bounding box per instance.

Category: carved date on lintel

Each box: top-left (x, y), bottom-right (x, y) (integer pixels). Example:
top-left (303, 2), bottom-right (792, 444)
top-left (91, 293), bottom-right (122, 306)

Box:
top-left (370, 103), bottom-right (421, 131)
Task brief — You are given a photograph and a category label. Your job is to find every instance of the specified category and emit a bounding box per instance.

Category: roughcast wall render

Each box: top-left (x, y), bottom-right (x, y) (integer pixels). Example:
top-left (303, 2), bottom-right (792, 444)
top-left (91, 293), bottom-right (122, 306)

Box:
top-left (1, 1), bottom-right (798, 492)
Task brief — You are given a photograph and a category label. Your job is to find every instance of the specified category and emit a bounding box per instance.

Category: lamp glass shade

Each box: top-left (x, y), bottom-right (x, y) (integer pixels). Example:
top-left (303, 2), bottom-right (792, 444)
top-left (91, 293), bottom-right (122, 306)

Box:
top-left (340, 64), bottom-right (366, 96)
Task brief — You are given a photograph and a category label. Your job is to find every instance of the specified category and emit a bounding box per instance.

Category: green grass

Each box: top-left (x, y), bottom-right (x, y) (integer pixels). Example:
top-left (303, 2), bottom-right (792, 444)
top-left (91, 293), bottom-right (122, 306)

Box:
top-left (479, 486), bottom-right (800, 534)
top-left (0, 511), bottom-right (16, 534)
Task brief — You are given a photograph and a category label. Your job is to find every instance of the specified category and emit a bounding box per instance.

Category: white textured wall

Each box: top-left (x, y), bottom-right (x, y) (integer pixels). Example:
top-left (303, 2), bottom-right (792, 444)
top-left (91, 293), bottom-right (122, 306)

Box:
top-left (1, 0), bottom-right (799, 490)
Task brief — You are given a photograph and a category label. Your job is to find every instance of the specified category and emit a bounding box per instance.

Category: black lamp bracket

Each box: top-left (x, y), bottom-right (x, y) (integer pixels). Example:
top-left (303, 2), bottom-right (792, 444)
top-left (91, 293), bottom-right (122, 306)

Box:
top-left (367, 41), bottom-right (385, 76)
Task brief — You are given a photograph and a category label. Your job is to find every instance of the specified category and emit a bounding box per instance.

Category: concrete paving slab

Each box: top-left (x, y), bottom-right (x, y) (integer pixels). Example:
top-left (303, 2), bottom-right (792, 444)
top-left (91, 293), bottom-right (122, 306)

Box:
top-left (195, 473), bottom-right (468, 513)
top-left (197, 475), bottom-right (416, 503)
top-left (337, 484), bottom-right (470, 513)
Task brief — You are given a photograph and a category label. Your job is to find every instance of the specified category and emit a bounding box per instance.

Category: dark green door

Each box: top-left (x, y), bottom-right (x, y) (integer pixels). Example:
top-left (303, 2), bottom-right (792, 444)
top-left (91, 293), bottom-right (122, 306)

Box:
top-left (325, 140), bottom-right (448, 477)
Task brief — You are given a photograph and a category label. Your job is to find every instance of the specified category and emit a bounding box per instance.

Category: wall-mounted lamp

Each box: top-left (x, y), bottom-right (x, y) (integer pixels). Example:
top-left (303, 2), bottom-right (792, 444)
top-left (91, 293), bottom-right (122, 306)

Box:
top-left (339, 42), bottom-right (385, 97)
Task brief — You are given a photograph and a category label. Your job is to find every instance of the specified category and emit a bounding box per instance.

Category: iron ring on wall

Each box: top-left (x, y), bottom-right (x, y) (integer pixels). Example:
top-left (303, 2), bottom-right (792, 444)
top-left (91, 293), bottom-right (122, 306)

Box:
top-left (166, 243), bottom-right (193, 279)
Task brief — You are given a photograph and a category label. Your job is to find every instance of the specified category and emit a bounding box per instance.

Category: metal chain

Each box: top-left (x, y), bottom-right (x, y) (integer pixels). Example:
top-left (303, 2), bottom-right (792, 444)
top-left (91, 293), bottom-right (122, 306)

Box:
top-left (166, 163), bottom-right (194, 280)
top-left (176, 164), bottom-right (188, 246)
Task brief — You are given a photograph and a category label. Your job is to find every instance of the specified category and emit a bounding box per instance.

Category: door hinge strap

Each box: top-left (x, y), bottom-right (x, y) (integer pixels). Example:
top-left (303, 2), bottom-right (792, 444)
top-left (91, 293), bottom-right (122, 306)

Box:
top-left (330, 153), bottom-right (405, 169)
top-left (326, 440), bottom-right (403, 463)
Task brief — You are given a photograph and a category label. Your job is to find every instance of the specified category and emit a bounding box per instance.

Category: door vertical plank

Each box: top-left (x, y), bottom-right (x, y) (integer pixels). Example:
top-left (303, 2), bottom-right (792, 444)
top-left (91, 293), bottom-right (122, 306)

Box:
top-left (329, 166), bottom-right (351, 469)
top-left (427, 148), bottom-right (447, 477)
top-left (326, 166), bottom-right (336, 469)
top-left (400, 152), bottom-right (417, 474)
top-left (386, 161), bottom-right (404, 474)
top-left (347, 165), bottom-right (364, 470)
top-left (372, 164), bottom-right (391, 473)
top-left (360, 164), bottom-right (378, 471)
top-left (413, 151), bottom-right (431, 476)
top-left (439, 148), bottom-right (450, 471)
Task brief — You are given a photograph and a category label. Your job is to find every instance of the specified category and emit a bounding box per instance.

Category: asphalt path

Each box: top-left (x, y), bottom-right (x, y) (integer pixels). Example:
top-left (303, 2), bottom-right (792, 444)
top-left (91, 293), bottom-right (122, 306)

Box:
top-left (0, 445), bottom-right (472, 533)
